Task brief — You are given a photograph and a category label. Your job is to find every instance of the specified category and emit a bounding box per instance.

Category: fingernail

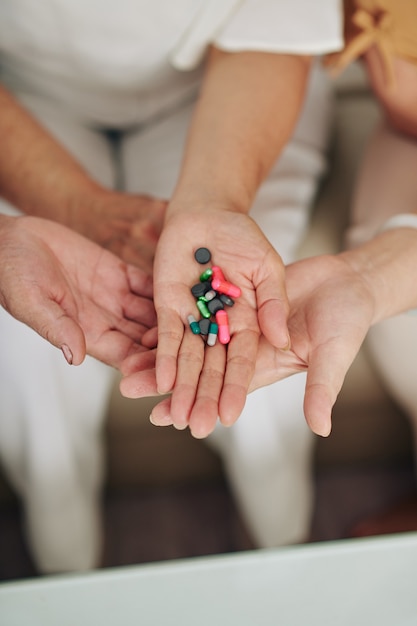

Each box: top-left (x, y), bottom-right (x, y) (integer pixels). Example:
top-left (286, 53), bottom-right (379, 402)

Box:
top-left (320, 424), bottom-right (332, 438)
top-left (314, 420), bottom-right (332, 438)
top-left (149, 413), bottom-right (173, 426)
top-left (61, 345), bottom-right (73, 365)
top-left (281, 333), bottom-right (291, 351)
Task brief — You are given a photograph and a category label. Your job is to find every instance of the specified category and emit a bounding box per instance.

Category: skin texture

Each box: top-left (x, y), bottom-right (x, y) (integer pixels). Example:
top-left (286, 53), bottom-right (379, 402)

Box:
top-left (0, 215), bottom-right (157, 368)
top-left (364, 47), bottom-right (417, 139)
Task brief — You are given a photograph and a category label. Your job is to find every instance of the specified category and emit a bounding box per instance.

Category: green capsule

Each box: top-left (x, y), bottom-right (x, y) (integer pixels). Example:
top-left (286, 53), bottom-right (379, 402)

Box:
top-left (187, 315), bottom-right (201, 334)
top-left (199, 268), bottom-right (213, 282)
top-left (196, 298), bottom-right (211, 319)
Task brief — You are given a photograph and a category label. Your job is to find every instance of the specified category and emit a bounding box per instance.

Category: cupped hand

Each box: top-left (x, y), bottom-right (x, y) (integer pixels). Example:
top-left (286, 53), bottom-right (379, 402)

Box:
top-left (0, 215), bottom-right (157, 368)
top-left (73, 189), bottom-right (167, 273)
top-left (121, 208), bottom-right (290, 437)
top-left (249, 252), bottom-right (377, 436)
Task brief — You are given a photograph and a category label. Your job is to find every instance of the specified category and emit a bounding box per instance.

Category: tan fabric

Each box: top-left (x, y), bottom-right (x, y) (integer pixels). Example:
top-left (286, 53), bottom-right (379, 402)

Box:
top-left (325, 0), bottom-right (417, 85)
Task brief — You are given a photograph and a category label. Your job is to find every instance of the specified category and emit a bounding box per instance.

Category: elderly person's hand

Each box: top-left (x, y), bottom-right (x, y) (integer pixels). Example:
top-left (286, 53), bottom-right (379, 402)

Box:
top-left (0, 214), bottom-right (157, 368)
top-left (72, 189), bottom-right (167, 274)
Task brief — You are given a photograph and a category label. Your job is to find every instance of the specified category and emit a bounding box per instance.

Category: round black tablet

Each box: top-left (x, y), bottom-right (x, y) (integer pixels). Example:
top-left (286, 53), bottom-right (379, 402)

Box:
top-left (194, 247), bottom-right (211, 264)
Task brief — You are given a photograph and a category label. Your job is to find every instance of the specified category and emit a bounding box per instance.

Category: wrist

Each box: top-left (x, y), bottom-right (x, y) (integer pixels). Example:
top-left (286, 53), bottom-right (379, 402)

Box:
top-left (342, 226), bottom-right (417, 322)
top-left (166, 186), bottom-right (251, 221)
top-left (56, 179), bottom-right (107, 235)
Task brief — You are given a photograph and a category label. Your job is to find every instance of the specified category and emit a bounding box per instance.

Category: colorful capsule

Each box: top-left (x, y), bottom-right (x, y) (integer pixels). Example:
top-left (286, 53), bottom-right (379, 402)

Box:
top-left (199, 268), bottom-right (213, 282)
top-left (211, 265), bottom-right (225, 282)
top-left (211, 277), bottom-right (241, 298)
top-left (201, 289), bottom-right (217, 302)
top-left (219, 293), bottom-right (235, 307)
top-left (187, 315), bottom-right (201, 334)
top-left (215, 310), bottom-right (230, 344)
top-left (207, 322), bottom-right (218, 346)
top-left (196, 298), bottom-right (211, 319)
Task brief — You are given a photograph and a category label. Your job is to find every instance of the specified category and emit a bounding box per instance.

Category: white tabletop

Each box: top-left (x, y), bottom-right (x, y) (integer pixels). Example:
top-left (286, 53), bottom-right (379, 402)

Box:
top-left (1, 533), bottom-right (417, 626)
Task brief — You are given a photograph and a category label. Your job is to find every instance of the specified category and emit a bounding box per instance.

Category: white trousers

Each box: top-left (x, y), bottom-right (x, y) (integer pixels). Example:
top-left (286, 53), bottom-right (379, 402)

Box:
top-left (0, 62), bottom-right (333, 571)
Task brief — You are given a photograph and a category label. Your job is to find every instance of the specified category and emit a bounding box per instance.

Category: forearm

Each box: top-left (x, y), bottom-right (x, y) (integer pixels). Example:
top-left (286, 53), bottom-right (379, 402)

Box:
top-left (341, 224), bottom-right (417, 322)
top-left (0, 85), bottom-right (102, 225)
top-left (168, 47), bottom-right (311, 216)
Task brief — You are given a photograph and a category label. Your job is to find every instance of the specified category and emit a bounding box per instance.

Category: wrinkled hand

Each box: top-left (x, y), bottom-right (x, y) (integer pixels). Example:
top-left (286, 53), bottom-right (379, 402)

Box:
top-left (74, 189), bottom-right (167, 273)
top-left (0, 215), bottom-right (157, 367)
top-left (120, 208), bottom-right (290, 437)
top-left (249, 252), bottom-right (376, 436)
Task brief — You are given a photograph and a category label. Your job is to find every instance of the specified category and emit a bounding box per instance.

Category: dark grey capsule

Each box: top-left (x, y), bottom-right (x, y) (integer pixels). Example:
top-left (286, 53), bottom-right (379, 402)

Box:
top-left (219, 293), bottom-right (235, 307)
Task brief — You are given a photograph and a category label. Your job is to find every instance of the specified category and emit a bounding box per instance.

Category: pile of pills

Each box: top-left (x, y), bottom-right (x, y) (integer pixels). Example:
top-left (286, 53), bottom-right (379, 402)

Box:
top-left (187, 247), bottom-right (241, 346)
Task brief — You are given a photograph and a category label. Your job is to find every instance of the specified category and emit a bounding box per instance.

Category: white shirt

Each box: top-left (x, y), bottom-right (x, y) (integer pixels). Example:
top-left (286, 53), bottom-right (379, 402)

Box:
top-left (0, 0), bottom-right (343, 126)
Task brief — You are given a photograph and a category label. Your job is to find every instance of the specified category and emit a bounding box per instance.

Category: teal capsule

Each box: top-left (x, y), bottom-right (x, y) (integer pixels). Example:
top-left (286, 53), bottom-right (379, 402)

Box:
top-left (207, 322), bottom-right (218, 346)
top-left (199, 268), bottom-right (213, 282)
top-left (187, 314), bottom-right (201, 334)
top-left (196, 298), bottom-right (211, 319)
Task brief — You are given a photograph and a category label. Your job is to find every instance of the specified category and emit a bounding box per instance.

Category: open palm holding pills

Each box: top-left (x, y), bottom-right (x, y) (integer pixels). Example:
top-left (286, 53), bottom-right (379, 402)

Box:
top-left (188, 247), bottom-right (241, 346)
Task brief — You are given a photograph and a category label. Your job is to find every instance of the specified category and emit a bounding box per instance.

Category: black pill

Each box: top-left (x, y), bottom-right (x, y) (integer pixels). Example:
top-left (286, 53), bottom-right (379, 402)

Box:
top-left (199, 318), bottom-right (211, 335)
top-left (194, 247), bottom-right (211, 264)
top-left (207, 298), bottom-right (224, 315)
top-left (191, 281), bottom-right (212, 298)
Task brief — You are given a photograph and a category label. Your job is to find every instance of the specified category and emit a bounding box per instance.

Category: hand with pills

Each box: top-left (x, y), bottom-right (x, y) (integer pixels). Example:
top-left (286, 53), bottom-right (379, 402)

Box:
top-left (121, 218), bottom-right (417, 440)
top-left (120, 207), bottom-right (291, 438)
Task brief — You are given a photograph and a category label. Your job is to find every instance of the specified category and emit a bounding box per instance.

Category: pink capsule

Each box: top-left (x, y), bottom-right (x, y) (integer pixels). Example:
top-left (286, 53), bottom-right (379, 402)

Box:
top-left (211, 277), bottom-right (241, 298)
top-left (211, 266), bottom-right (225, 282)
top-left (215, 310), bottom-right (230, 344)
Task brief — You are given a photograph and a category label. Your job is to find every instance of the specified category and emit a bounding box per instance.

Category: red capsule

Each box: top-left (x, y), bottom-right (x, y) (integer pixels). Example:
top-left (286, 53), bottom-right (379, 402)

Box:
top-left (211, 266), bottom-right (225, 282)
top-left (211, 277), bottom-right (241, 298)
top-left (215, 310), bottom-right (230, 344)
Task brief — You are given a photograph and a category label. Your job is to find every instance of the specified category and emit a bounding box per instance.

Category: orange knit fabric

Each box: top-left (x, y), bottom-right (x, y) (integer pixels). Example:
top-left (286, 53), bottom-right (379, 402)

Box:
top-left (325, 0), bottom-right (417, 85)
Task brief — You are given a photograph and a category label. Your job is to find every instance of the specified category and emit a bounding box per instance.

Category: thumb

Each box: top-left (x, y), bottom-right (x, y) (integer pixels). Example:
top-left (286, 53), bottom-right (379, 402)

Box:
top-left (22, 298), bottom-right (87, 366)
top-left (256, 262), bottom-right (290, 351)
top-left (303, 337), bottom-right (360, 437)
